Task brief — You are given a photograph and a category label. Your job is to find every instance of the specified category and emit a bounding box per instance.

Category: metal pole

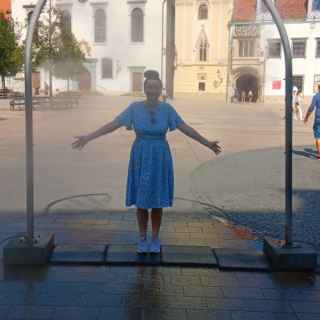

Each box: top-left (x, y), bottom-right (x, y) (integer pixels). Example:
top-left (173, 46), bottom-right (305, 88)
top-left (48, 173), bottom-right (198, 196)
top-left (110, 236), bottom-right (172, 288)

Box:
top-left (25, 0), bottom-right (47, 244)
top-left (166, 0), bottom-right (175, 99)
top-left (161, 0), bottom-right (167, 84)
top-left (225, 22), bottom-right (233, 103)
top-left (262, 0), bottom-right (293, 247)
top-left (48, 0), bottom-right (53, 99)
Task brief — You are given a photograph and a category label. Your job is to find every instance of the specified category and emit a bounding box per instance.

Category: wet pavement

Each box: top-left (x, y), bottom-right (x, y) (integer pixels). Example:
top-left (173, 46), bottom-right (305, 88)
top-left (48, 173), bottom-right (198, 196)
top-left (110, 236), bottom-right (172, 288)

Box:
top-left (0, 264), bottom-right (319, 320)
top-left (1, 209), bottom-right (320, 320)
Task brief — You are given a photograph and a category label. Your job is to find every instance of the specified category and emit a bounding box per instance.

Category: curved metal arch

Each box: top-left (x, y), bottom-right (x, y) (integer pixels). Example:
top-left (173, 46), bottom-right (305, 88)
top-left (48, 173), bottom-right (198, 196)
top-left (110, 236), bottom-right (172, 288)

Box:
top-left (24, 0), bottom-right (294, 248)
top-left (262, 0), bottom-right (293, 247)
top-left (25, 0), bottom-right (47, 243)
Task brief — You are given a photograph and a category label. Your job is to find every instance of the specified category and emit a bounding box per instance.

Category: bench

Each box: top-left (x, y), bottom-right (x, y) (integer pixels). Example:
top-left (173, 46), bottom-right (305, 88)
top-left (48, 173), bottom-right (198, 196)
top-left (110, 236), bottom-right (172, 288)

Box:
top-left (9, 96), bottom-right (50, 111)
top-left (9, 93), bottom-right (81, 111)
top-left (55, 92), bottom-right (81, 109)
top-left (0, 88), bottom-right (15, 99)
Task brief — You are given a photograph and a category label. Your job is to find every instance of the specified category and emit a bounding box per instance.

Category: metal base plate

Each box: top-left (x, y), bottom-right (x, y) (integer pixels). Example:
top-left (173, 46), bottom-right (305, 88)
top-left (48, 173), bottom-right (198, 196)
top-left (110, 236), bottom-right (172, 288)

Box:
top-left (3, 234), bottom-right (55, 265)
top-left (263, 238), bottom-right (317, 271)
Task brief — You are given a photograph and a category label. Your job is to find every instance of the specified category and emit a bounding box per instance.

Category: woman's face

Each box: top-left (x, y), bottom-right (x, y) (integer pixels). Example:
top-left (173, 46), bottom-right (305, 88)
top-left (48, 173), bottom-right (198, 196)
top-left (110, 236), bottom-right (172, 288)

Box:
top-left (145, 80), bottom-right (162, 103)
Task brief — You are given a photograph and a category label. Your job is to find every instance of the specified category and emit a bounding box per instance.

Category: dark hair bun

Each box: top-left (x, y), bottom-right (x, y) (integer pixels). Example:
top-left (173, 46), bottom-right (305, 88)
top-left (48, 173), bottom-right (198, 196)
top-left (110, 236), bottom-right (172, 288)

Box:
top-left (144, 70), bottom-right (160, 81)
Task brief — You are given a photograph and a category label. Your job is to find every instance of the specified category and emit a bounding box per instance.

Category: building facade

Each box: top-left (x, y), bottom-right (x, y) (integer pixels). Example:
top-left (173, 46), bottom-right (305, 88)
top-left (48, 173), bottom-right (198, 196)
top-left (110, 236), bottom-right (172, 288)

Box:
top-left (0, 0), bottom-right (11, 16)
top-left (11, 0), bottom-right (165, 95)
top-left (174, 0), bottom-right (233, 99)
top-left (229, 0), bottom-right (320, 103)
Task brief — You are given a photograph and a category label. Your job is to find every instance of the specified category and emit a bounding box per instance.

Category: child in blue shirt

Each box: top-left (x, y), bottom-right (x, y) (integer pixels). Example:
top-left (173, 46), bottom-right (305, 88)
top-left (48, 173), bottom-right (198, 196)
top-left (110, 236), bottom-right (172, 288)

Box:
top-left (304, 84), bottom-right (320, 159)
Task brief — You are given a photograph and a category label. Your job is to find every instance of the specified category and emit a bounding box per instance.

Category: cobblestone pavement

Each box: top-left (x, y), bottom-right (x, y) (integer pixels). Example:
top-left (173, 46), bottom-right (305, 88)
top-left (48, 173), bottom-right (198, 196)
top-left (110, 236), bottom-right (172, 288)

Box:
top-left (191, 146), bottom-right (320, 248)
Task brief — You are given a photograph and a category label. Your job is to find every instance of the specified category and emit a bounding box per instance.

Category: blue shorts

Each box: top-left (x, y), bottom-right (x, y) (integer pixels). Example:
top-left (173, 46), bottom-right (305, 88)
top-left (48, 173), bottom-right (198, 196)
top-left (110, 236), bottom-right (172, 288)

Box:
top-left (313, 123), bottom-right (320, 139)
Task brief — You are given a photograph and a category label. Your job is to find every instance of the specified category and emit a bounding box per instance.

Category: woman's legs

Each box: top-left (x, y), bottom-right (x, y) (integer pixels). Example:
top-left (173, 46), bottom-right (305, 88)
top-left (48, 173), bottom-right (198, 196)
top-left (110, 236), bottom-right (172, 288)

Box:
top-left (136, 208), bottom-right (149, 239)
top-left (151, 208), bottom-right (163, 240)
top-left (297, 105), bottom-right (303, 121)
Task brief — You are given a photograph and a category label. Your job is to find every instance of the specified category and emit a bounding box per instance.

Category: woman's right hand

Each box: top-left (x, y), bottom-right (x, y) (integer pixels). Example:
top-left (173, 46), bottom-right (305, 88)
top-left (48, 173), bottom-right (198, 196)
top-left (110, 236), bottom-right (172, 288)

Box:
top-left (72, 135), bottom-right (90, 150)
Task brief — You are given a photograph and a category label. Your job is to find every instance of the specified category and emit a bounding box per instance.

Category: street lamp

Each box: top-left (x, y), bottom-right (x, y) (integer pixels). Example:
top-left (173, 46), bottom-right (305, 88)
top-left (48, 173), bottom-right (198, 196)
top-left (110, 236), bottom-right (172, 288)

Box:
top-left (23, 4), bottom-right (36, 25)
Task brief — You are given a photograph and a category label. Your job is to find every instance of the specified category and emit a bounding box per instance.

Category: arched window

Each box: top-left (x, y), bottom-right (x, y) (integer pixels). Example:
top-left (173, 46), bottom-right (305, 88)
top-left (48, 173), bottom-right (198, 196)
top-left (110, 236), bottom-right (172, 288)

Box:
top-left (95, 9), bottom-right (106, 43)
top-left (199, 38), bottom-right (208, 61)
top-left (131, 8), bottom-right (144, 42)
top-left (102, 58), bottom-right (113, 79)
top-left (197, 30), bottom-right (209, 62)
top-left (198, 4), bottom-right (208, 20)
top-left (61, 10), bottom-right (71, 33)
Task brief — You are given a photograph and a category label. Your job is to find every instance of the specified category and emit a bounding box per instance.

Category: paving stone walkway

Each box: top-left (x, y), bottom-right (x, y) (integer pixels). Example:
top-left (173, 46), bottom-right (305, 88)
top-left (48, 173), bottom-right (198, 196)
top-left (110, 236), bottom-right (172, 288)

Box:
top-left (0, 208), bottom-right (319, 320)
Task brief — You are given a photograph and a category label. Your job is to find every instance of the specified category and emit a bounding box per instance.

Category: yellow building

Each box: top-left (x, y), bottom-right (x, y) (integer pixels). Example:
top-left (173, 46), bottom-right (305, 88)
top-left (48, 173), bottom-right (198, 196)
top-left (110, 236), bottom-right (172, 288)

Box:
top-left (174, 0), bottom-right (233, 99)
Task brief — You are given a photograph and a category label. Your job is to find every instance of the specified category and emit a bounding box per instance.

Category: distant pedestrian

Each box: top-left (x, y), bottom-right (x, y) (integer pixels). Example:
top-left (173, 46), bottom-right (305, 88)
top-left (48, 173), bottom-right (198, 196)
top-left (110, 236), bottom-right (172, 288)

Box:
top-left (248, 90), bottom-right (253, 103)
top-left (232, 88), bottom-right (239, 103)
top-left (292, 86), bottom-right (303, 121)
top-left (241, 90), bottom-right (246, 103)
top-left (304, 84), bottom-right (320, 159)
top-left (44, 82), bottom-right (49, 96)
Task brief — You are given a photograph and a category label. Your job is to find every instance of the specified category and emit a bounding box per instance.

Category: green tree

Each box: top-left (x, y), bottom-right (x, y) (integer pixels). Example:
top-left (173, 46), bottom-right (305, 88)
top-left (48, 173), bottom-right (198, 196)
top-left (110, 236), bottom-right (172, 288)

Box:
top-left (0, 13), bottom-right (23, 90)
top-left (32, 7), bottom-right (85, 91)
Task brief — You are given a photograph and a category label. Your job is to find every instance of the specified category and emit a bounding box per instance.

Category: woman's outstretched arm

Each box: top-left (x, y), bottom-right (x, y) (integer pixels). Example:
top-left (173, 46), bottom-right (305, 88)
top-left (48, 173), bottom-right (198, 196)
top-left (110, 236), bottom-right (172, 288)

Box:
top-left (177, 122), bottom-right (221, 155)
top-left (72, 120), bottom-right (121, 150)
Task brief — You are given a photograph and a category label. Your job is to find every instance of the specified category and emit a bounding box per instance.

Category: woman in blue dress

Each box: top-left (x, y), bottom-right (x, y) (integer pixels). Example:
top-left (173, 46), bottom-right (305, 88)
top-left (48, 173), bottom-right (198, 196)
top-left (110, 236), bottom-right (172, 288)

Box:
top-left (72, 70), bottom-right (221, 253)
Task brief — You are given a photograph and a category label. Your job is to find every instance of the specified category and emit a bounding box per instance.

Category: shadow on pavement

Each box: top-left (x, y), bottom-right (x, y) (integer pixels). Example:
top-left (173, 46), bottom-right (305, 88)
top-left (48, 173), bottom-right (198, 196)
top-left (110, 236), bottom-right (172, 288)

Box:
top-left (293, 149), bottom-right (318, 160)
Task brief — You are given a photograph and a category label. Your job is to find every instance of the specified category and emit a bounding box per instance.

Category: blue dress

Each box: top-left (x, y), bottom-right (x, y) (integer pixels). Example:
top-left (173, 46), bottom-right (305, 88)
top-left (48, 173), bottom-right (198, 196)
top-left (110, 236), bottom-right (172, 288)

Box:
top-left (115, 101), bottom-right (184, 209)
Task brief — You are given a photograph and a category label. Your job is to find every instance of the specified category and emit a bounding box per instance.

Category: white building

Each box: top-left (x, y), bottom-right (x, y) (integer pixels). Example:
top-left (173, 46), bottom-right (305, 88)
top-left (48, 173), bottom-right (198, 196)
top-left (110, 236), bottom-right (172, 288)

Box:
top-left (11, 0), bottom-right (165, 95)
top-left (230, 0), bottom-right (320, 103)
top-left (260, 0), bottom-right (320, 102)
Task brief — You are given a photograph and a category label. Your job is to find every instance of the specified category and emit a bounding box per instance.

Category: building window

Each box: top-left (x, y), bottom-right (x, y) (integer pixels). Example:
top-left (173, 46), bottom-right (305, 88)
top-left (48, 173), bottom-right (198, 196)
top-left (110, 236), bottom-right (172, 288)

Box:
top-left (268, 39), bottom-right (281, 58)
top-left (131, 8), bottom-right (144, 42)
top-left (293, 75), bottom-right (304, 93)
top-left (199, 82), bottom-right (206, 91)
top-left (292, 39), bottom-right (306, 58)
top-left (94, 9), bottom-right (106, 43)
top-left (316, 39), bottom-right (320, 57)
top-left (238, 39), bottom-right (255, 57)
top-left (196, 29), bottom-right (209, 62)
top-left (199, 38), bottom-right (208, 61)
top-left (102, 58), bottom-right (113, 78)
top-left (198, 4), bottom-right (208, 20)
top-left (61, 10), bottom-right (71, 33)
top-left (314, 74), bottom-right (320, 92)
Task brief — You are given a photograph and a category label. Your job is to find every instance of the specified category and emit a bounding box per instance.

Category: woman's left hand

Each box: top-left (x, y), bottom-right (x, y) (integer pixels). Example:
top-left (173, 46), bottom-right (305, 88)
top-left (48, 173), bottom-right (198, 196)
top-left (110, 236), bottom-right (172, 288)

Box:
top-left (207, 141), bottom-right (222, 155)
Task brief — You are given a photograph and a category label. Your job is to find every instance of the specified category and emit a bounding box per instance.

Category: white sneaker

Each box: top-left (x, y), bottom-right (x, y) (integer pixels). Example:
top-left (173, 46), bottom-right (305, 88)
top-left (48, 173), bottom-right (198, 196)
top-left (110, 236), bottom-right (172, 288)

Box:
top-left (137, 238), bottom-right (149, 254)
top-left (149, 238), bottom-right (161, 254)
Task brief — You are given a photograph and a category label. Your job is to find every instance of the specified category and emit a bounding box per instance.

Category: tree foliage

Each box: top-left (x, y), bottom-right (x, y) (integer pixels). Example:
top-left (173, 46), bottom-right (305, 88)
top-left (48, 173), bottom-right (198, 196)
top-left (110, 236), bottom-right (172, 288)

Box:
top-left (32, 7), bottom-right (86, 87)
top-left (0, 13), bottom-right (23, 89)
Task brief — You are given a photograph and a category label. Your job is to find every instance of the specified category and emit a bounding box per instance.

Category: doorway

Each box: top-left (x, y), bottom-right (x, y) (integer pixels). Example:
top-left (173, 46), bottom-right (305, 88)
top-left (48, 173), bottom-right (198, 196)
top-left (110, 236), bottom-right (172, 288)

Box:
top-left (236, 74), bottom-right (259, 102)
top-left (130, 67), bottom-right (145, 94)
top-left (79, 68), bottom-right (92, 91)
